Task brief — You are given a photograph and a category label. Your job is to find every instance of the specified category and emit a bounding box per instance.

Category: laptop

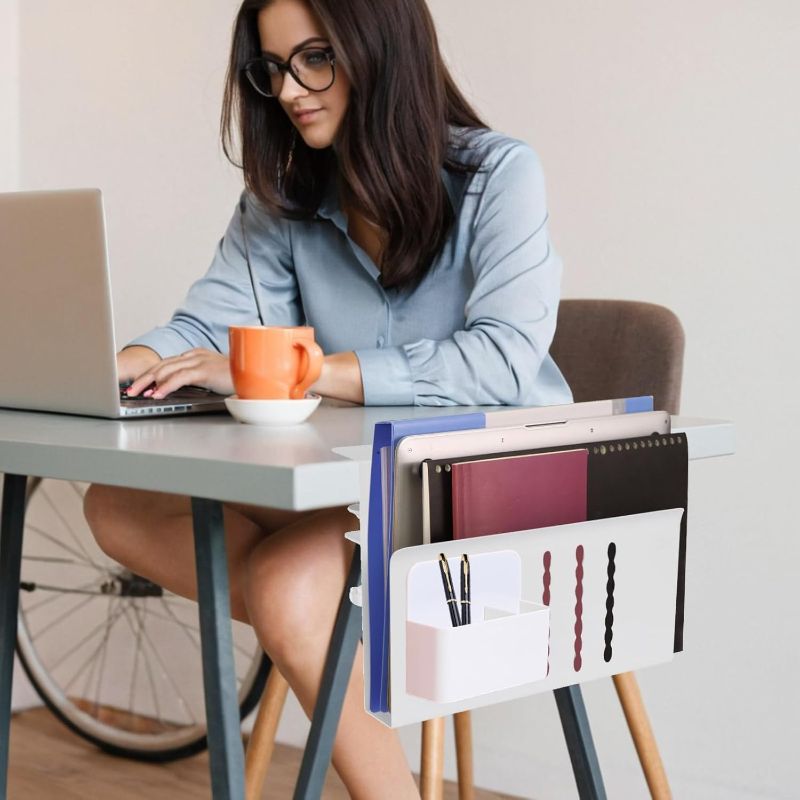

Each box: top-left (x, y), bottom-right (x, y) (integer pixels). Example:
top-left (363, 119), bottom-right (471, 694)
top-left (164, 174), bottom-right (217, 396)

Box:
top-left (0, 188), bottom-right (227, 418)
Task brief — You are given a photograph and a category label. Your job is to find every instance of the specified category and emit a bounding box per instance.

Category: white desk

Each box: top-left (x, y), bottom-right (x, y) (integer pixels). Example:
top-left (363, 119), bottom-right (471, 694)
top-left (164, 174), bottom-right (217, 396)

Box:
top-left (0, 407), bottom-right (734, 505)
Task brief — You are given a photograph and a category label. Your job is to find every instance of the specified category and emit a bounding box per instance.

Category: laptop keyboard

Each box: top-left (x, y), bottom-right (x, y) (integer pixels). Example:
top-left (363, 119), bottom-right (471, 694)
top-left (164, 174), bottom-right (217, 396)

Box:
top-left (119, 394), bottom-right (182, 407)
top-left (119, 385), bottom-right (221, 407)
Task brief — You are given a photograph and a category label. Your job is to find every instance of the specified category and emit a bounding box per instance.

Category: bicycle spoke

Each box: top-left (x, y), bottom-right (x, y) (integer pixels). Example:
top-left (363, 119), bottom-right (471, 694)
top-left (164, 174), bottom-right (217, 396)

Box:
top-left (92, 597), bottom-right (118, 716)
top-left (22, 555), bottom-right (92, 566)
top-left (119, 607), bottom-right (199, 726)
top-left (23, 523), bottom-right (98, 567)
top-left (128, 603), bottom-right (145, 717)
top-left (22, 579), bottom-right (98, 614)
top-left (148, 601), bottom-right (248, 683)
top-left (68, 481), bottom-right (88, 502)
top-left (63, 482), bottom-right (118, 571)
top-left (62, 599), bottom-right (124, 695)
top-left (25, 584), bottom-right (107, 596)
top-left (131, 603), bottom-right (163, 723)
top-left (39, 484), bottom-right (104, 571)
top-left (47, 604), bottom-right (124, 674)
top-left (159, 595), bottom-right (196, 612)
top-left (31, 593), bottom-right (98, 641)
top-left (152, 601), bottom-right (201, 651)
top-left (147, 601), bottom-right (254, 664)
top-left (81, 597), bottom-right (116, 701)
top-left (158, 595), bottom-right (259, 660)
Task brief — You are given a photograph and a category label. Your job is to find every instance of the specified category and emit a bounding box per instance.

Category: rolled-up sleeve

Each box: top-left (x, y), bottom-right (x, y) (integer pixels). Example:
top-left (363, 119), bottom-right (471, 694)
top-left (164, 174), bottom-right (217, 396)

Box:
top-left (128, 193), bottom-right (301, 357)
top-left (356, 143), bottom-right (567, 406)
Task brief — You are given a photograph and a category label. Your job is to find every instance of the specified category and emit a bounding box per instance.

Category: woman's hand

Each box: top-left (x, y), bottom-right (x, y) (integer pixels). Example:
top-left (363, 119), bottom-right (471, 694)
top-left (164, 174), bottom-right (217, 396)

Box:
top-left (118, 346), bottom-right (162, 384)
top-left (124, 348), bottom-right (234, 399)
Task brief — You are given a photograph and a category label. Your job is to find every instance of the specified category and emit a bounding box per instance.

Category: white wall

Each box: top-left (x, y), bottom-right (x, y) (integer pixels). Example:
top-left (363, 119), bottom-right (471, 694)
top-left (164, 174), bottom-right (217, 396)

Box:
top-left (12, 2), bottom-right (800, 798)
top-left (0, 0), bottom-right (19, 191)
top-left (17, 0), bottom-right (244, 347)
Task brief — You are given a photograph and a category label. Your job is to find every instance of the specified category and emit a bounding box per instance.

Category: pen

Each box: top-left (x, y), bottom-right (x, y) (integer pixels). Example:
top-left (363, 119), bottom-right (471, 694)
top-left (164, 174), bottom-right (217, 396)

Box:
top-left (438, 553), bottom-right (461, 627)
top-left (460, 553), bottom-right (471, 625)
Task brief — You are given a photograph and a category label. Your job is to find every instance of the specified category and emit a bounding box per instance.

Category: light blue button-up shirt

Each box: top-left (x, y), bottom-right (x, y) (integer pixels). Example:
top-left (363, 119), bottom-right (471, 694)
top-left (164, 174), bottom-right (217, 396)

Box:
top-left (130, 128), bottom-right (572, 407)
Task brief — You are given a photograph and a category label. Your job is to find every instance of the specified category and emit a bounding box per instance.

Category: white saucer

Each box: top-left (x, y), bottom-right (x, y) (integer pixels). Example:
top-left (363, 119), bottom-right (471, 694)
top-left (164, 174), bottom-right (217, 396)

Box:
top-left (224, 393), bottom-right (321, 426)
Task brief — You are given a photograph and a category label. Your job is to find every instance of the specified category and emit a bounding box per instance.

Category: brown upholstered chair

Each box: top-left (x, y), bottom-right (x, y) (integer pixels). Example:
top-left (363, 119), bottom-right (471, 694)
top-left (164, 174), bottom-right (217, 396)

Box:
top-left (550, 299), bottom-right (684, 415)
top-left (245, 298), bottom-right (685, 800)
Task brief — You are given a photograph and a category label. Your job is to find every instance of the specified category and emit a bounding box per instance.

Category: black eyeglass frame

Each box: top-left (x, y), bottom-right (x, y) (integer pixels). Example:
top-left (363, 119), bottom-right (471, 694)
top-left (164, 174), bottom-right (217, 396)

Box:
top-left (242, 46), bottom-right (337, 98)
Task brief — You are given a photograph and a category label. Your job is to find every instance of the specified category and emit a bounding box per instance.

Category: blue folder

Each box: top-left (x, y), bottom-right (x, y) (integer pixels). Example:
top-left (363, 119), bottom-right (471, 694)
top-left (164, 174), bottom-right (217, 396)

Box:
top-left (367, 413), bottom-right (485, 712)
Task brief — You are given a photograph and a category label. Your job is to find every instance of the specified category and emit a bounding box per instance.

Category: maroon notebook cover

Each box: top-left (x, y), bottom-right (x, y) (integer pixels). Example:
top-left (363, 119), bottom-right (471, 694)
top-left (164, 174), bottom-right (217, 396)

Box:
top-left (450, 449), bottom-right (589, 539)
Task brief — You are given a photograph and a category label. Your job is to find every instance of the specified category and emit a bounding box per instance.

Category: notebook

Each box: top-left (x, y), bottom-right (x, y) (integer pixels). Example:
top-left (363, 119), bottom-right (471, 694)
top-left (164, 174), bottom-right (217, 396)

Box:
top-left (422, 431), bottom-right (689, 651)
top-left (587, 433), bottom-right (689, 652)
top-left (449, 449), bottom-right (589, 539)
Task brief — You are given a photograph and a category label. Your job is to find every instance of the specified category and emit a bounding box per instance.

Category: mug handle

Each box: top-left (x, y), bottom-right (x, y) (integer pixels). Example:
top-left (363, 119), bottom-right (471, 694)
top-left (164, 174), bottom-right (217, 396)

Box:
top-left (291, 340), bottom-right (324, 399)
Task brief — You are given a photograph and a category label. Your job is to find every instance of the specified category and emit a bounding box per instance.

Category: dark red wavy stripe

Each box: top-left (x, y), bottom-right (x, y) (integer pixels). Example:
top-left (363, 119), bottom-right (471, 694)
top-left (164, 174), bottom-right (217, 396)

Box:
top-left (574, 545), bottom-right (584, 672)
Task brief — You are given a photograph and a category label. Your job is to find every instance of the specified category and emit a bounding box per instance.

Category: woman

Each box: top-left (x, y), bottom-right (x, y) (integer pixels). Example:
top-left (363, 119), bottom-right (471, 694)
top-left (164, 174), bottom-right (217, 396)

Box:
top-left (85, 0), bottom-right (571, 796)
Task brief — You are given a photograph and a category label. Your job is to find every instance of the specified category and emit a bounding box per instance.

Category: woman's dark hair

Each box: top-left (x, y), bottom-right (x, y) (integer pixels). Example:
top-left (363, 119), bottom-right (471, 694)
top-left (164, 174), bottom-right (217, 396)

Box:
top-left (221, 0), bottom-right (488, 290)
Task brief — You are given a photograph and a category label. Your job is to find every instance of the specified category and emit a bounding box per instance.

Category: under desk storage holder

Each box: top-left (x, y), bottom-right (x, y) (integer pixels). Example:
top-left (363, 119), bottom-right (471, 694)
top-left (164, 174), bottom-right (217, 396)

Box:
top-left (337, 446), bottom-right (684, 728)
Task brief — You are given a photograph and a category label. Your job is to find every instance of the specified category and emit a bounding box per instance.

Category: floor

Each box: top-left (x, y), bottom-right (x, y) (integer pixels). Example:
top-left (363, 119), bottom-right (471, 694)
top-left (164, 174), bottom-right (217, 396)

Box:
top-left (8, 708), bottom-right (523, 799)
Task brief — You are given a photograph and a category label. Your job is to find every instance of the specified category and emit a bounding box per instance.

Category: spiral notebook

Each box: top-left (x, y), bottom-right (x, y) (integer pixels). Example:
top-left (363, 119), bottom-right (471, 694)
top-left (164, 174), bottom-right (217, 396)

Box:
top-left (422, 432), bottom-right (689, 651)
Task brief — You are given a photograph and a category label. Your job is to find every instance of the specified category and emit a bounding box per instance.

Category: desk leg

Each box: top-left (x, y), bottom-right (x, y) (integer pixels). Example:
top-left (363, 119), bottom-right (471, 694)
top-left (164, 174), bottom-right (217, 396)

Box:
top-left (553, 685), bottom-right (607, 800)
top-left (0, 474), bottom-right (26, 800)
top-left (293, 548), bottom-right (362, 800)
top-left (192, 497), bottom-right (245, 800)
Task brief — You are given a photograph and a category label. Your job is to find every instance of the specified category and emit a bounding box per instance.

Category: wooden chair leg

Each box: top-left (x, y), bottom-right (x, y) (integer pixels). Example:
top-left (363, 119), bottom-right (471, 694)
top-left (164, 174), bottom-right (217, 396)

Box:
top-left (420, 717), bottom-right (446, 800)
top-left (245, 665), bottom-right (290, 800)
top-left (453, 711), bottom-right (474, 800)
top-left (612, 672), bottom-right (671, 800)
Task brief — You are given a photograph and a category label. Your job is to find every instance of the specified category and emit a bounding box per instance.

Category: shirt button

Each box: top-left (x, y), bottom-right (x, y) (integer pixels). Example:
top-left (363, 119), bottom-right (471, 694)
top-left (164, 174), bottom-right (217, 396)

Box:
top-left (377, 336), bottom-right (385, 348)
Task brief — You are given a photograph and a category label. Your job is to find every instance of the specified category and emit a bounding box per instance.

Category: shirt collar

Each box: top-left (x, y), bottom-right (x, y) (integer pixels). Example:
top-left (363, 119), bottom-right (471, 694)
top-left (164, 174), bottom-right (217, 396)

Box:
top-left (314, 169), bottom-right (342, 223)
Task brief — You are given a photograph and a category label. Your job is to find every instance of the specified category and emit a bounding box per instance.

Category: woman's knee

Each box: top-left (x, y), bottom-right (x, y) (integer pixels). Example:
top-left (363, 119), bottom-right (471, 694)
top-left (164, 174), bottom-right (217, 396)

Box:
top-left (83, 485), bottom-right (186, 562)
top-left (83, 484), bottom-right (126, 558)
top-left (243, 508), bottom-right (354, 667)
top-left (243, 553), bottom-right (322, 665)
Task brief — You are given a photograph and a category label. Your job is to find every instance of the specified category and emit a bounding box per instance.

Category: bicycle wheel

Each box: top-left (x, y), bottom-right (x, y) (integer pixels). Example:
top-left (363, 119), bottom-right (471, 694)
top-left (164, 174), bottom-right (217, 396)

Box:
top-left (15, 477), bottom-right (270, 762)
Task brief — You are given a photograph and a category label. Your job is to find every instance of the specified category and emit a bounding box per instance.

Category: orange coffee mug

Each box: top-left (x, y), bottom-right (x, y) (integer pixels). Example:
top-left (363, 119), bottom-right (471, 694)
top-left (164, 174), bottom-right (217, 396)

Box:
top-left (228, 326), bottom-right (324, 400)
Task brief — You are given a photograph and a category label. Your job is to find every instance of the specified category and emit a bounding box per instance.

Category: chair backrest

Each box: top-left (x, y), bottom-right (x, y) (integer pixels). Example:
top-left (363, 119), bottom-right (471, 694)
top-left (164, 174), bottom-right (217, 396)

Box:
top-left (549, 299), bottom-right (685, 415)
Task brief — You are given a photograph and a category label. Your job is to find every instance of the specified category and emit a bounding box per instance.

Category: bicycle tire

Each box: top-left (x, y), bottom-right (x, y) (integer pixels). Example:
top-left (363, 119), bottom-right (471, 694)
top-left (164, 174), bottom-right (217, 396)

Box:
top-left (15, 476), bottom-right (270, 762)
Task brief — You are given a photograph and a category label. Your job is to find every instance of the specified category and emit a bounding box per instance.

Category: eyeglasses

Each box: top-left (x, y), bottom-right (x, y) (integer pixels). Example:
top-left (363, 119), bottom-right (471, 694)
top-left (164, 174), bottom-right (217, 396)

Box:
top-left (243, 47), bottom-right (336, 98)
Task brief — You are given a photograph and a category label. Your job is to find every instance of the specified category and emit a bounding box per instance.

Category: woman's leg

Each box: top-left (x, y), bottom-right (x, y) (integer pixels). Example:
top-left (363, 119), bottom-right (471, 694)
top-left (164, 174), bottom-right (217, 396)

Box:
top-left (84, 486), bottom-right (418, 797)
top-left (83, 484), bottom-right (311, 621)
top-left (243, 506), bottom-right (420, 800)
